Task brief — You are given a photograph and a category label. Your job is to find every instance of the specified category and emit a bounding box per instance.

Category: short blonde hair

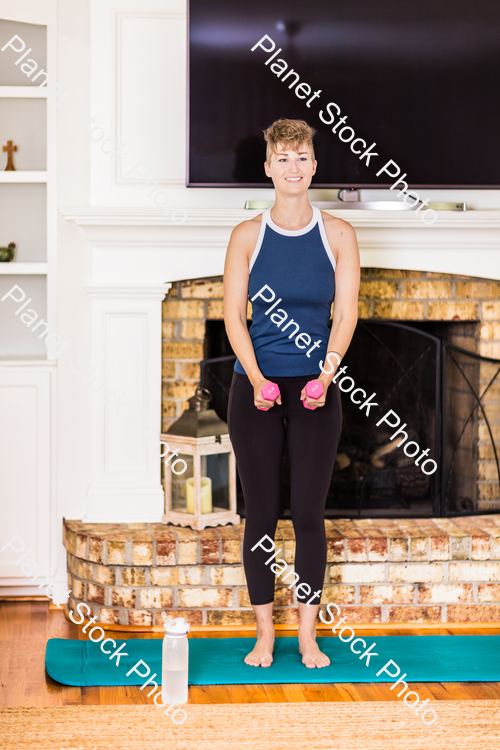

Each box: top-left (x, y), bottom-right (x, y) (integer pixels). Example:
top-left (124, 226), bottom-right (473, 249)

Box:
top-left (263, 118), bottom-right (316, 163)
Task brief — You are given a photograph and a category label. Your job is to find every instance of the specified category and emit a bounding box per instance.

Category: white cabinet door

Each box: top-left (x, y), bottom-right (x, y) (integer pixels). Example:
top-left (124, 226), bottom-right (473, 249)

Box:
top-left (0, 367), bottom-right (51, 593)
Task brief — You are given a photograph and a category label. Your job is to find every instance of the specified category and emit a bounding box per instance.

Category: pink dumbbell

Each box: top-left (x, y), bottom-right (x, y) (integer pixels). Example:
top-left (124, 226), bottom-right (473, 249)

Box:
top-left (303, 379), bottom-right (324, 409)
top-left (258, 382), bottom-right (280, 411)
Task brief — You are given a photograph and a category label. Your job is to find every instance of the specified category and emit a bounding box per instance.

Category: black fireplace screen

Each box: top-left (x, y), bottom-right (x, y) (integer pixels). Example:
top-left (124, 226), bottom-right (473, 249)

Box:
top-left (200, 321), bottom-right (500, 518)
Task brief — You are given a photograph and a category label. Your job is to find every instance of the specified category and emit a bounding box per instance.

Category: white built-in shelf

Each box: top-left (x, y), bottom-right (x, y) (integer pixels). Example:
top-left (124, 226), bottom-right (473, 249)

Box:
top-left (0, 263), bottom-right (47, 275)
top-left (0, 171), bottom-right (47, 183)
top-left (0, 86), bottom-right (47, 98)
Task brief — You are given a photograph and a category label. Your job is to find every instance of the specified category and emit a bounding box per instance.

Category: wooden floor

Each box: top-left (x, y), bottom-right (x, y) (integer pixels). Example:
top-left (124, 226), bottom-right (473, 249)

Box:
top-left (1, 601), bottom-right (500, 707)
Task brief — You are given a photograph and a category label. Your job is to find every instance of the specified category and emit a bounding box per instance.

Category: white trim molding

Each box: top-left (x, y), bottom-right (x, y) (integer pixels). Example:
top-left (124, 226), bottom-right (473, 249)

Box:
top-left (83, 283), bottom-right (171, 298)
top-left (81, 282), bottom-right (169, 522)
top-left (114, 9), bottom-right (186, 187)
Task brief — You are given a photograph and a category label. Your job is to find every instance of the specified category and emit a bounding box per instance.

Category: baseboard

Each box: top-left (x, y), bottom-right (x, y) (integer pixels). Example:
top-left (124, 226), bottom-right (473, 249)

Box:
top-left (54, 605), bottom-right (500, 634)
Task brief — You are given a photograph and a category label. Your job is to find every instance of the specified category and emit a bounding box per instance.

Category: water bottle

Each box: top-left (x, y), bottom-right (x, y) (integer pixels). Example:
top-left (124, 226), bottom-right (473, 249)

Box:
top-left (161, 613), bottom-right (190, 705)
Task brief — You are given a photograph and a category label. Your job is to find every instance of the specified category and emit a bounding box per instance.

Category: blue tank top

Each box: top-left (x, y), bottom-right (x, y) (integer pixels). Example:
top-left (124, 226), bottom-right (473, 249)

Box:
top-left (234, 206), bottom-right (336, 377)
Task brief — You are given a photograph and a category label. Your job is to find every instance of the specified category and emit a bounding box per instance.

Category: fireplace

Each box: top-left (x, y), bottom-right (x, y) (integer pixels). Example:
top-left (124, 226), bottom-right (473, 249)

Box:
top-left (162, 270), bottom-right (500, 520)
top-left (57, 249), bottom-right (500, 627)
top-left (201, 319), bottom-right (500, 519)
top-left (57, 200), bottom-right (500, 626)
top-left (61, 267), bottom-right (500, 628)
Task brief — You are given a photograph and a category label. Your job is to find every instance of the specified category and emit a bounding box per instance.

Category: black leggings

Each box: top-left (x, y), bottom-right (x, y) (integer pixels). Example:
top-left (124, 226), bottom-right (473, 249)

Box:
top-left (227, 372), bottom-right (342, 605)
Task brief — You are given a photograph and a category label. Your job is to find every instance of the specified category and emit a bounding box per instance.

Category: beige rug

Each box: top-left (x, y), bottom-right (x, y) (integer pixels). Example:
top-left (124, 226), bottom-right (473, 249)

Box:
top-left (1, 702), bottom-right (499, 750)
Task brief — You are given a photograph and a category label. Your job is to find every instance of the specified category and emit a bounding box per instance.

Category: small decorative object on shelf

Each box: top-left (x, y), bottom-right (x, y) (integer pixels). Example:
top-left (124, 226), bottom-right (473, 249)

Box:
top-left (0, 243), bottom-right (16, 262)
top-left (160, 386), bottom-right (239, 530)
top-left (2, 140), bottom-right (18, 171)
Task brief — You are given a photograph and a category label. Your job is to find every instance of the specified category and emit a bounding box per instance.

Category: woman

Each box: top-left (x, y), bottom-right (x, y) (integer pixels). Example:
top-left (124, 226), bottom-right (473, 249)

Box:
top-left (224, 119), bottom-right (360, 668)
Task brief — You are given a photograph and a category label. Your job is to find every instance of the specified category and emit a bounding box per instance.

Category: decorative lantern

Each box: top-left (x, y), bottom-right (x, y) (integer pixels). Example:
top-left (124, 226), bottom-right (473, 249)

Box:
top-left (160, 387), bottom-right (239, 530)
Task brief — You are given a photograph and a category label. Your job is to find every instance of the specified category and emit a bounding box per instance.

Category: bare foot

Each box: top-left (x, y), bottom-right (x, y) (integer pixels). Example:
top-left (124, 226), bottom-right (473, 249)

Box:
top-left (298, 637), bottom-right (331, 669)
top-left (244, 636), bottom-right (274, 667)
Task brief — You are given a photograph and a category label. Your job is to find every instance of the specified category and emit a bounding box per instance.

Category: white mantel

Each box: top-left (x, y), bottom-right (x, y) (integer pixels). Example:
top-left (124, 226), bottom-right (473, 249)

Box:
top-left (60, 206), bottom-right (500, 284)
top-left (40, 0), bottom-right (500, 533)
top-left (58, 204), bottom-right (500, 523)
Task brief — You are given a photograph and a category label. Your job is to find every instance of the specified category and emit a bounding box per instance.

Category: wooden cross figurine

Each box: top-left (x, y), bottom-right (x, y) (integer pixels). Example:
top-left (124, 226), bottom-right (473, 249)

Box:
top-left (2, 140), bottom-right (17, 171)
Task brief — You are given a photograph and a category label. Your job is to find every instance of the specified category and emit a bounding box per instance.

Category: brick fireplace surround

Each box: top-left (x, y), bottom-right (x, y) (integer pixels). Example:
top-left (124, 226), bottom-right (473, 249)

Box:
top-left (64, 515), bottom-right (500, 627)
top-left (65, 268), bottom-right (500, 627)
top-left (161, 268), bottom-right (500, 509)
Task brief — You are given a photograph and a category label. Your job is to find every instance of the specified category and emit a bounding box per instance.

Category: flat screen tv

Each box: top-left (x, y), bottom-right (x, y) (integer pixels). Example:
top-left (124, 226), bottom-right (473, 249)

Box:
top-left (188, 0), bottom-right (500, 188)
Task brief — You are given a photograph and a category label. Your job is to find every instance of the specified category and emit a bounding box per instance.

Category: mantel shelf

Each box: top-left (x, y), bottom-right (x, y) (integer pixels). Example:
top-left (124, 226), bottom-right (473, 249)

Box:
top-left (58, 206), bottom-right (500, 229)
top-left (0, 86), bottom-right (47, 98)
top-left (0, 172), bottom-right (47, 183)
top-left (0, 262), bottom-right (47, 275)
top-left (59, 207), bottom-right (500, 282)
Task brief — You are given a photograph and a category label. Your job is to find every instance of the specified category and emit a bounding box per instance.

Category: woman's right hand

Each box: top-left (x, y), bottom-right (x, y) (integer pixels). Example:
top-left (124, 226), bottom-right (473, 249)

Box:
top-left (253, 379), bottom-right (282, 410)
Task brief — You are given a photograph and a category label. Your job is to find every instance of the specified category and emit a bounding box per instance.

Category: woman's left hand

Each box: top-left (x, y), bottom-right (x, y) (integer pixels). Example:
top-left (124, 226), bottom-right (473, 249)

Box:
top-left (300, 375), bottom-right (330, 410)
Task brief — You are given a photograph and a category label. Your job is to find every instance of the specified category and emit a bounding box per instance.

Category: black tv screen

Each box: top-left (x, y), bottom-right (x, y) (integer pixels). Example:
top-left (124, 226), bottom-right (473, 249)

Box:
top-left (188, 0), bottom-right (500, 188)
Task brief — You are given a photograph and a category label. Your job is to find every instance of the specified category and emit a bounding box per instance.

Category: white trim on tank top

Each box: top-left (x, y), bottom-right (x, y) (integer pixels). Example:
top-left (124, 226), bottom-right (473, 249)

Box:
top-left (316, 208), bottom-right (337, 271)
top-left (249, 206), bottom-right (336, 271)
top-left (249, 210), bottom-right (268, 272)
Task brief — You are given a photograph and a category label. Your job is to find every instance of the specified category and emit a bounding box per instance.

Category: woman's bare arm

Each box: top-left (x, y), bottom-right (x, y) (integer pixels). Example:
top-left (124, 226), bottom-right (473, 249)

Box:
top-left (302, 216), bottom-right (360, 408)
top-left (223, 218), bottom-right (282, 408)
top-left (321, 218), bottom-right (360, 384)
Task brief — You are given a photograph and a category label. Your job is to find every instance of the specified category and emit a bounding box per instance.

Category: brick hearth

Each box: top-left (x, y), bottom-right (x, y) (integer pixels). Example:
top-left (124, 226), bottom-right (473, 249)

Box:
top-left (64, 515), bottom-right (500, 627)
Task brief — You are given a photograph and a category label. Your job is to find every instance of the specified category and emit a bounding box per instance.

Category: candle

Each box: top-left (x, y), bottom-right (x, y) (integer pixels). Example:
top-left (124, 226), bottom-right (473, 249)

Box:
top-left (186, 477), bottom-right (212, 514)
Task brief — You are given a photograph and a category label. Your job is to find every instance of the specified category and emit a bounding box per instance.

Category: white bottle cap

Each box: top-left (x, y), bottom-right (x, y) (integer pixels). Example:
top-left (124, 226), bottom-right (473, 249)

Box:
top-left (162, 615), bottom-right (190, 637)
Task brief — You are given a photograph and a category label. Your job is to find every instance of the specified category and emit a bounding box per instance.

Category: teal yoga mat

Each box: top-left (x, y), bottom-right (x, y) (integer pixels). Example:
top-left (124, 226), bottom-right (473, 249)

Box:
top-left (46, 635), bottom-right (500, 686)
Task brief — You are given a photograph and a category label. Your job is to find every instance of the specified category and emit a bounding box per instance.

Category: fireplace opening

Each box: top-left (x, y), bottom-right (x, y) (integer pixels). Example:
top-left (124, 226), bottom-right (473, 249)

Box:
top-left (200, 319), bottom-right (500, 518)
